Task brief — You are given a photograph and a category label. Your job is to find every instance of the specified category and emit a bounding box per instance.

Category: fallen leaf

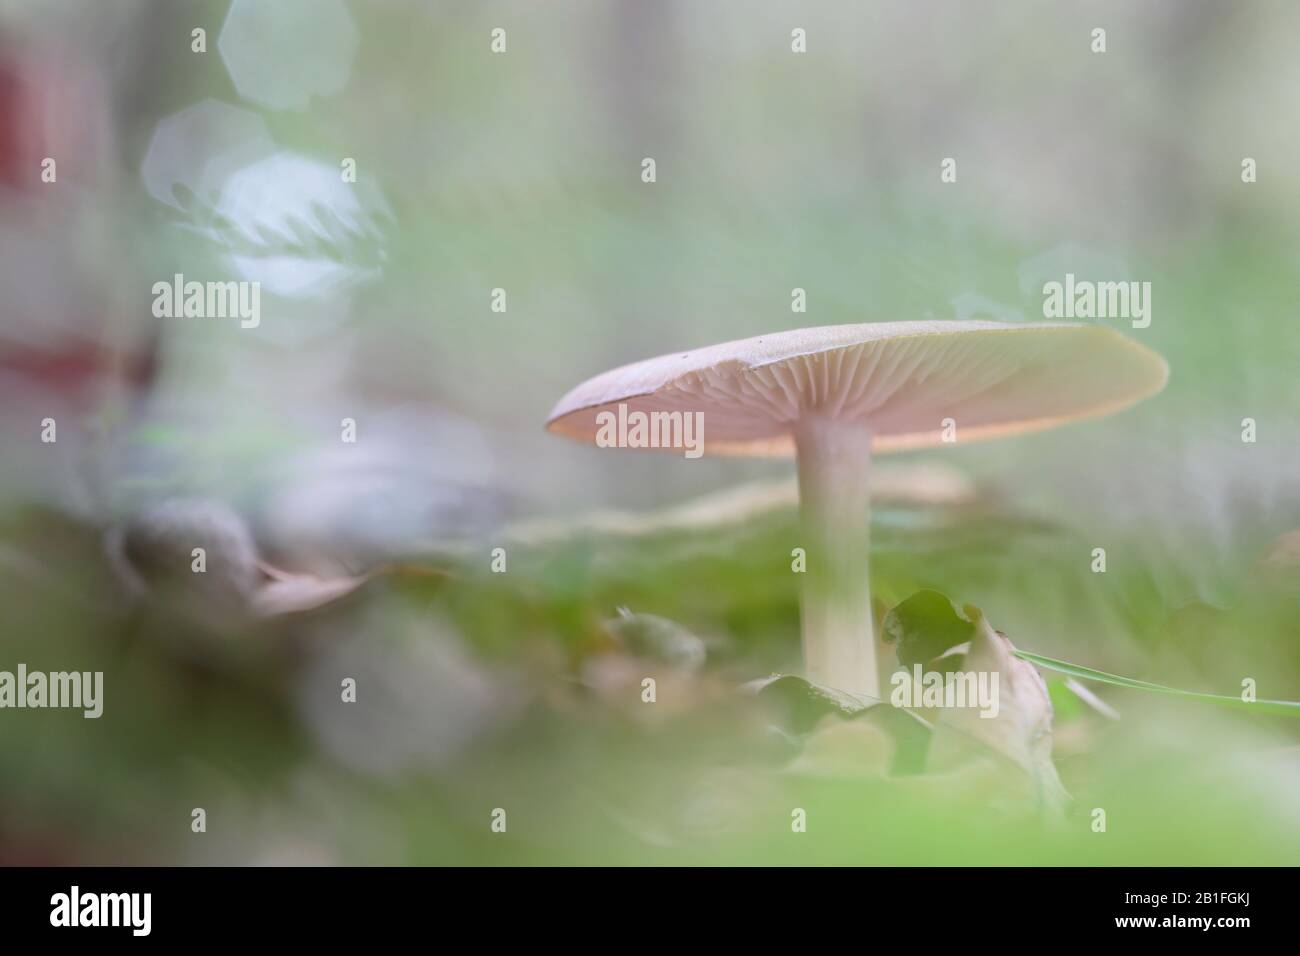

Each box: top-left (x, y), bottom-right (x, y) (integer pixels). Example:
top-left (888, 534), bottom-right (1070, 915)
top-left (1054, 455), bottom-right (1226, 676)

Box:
top-left (926, 610), bottom-right (1070, 816)
top-left (251, 566), bottom-right (369, 617)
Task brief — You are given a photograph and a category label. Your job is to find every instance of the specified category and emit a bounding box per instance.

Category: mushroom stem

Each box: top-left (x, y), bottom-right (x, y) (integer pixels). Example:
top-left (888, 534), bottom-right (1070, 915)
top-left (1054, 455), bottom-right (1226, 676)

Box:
top-left (793, 416), bottom-right (878, 699)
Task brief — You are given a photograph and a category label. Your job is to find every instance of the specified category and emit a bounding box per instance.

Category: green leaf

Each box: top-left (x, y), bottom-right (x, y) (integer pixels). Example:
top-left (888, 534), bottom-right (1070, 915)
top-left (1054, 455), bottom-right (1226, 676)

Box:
top-left (1012, 650), bottom-right (1300, 718)
top-left (881, 589), bottom-right (975, 666)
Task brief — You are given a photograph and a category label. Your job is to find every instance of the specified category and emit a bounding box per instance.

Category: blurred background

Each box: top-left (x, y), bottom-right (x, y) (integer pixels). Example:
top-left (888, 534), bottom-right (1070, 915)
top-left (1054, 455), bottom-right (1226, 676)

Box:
top-left (1, 0), bottom-right (1298, 865)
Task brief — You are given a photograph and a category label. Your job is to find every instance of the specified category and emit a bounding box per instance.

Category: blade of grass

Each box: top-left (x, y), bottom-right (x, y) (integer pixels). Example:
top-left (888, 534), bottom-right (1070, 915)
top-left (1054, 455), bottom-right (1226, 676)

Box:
top-left (1013, 649), bottom-right (1300, 718)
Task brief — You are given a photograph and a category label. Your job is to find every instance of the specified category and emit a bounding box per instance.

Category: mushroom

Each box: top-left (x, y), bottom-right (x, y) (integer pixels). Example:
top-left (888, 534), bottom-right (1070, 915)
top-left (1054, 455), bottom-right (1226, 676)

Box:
top-left (546, 320), bottom-right (1167, 699)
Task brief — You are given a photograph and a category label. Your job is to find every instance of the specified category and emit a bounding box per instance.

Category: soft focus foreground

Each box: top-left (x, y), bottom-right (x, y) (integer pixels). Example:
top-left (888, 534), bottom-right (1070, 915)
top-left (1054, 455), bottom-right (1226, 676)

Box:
top-left (1, 1), bottom-right (1298, 865)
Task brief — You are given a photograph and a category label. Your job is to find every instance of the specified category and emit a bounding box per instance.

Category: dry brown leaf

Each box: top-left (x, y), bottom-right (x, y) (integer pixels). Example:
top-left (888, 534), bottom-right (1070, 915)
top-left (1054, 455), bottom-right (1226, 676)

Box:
top-left (927, 611), bottom-right (1070, 815)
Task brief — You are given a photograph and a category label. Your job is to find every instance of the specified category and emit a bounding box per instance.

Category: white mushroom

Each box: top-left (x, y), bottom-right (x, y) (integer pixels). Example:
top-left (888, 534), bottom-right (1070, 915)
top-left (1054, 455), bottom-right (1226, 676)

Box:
top-left (547, 320), bottom-right (1168, 699)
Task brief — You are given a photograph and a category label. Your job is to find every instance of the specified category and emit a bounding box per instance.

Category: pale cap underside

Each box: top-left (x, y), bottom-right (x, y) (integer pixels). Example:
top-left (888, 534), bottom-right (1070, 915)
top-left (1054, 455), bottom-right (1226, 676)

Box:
top-left (546, 320), bottom-right (1168, 456)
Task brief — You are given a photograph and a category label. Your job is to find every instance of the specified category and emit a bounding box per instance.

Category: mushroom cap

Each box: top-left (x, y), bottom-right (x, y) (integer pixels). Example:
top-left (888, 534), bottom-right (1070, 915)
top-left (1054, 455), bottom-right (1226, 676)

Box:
top-left (546, 320), bottom-right (1168, 456)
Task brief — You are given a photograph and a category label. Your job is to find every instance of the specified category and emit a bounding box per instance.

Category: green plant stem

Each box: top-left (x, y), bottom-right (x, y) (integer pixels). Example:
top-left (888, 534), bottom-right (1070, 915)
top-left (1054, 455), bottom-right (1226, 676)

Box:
top-left (1014, 649), bottom-right (1300, 717)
